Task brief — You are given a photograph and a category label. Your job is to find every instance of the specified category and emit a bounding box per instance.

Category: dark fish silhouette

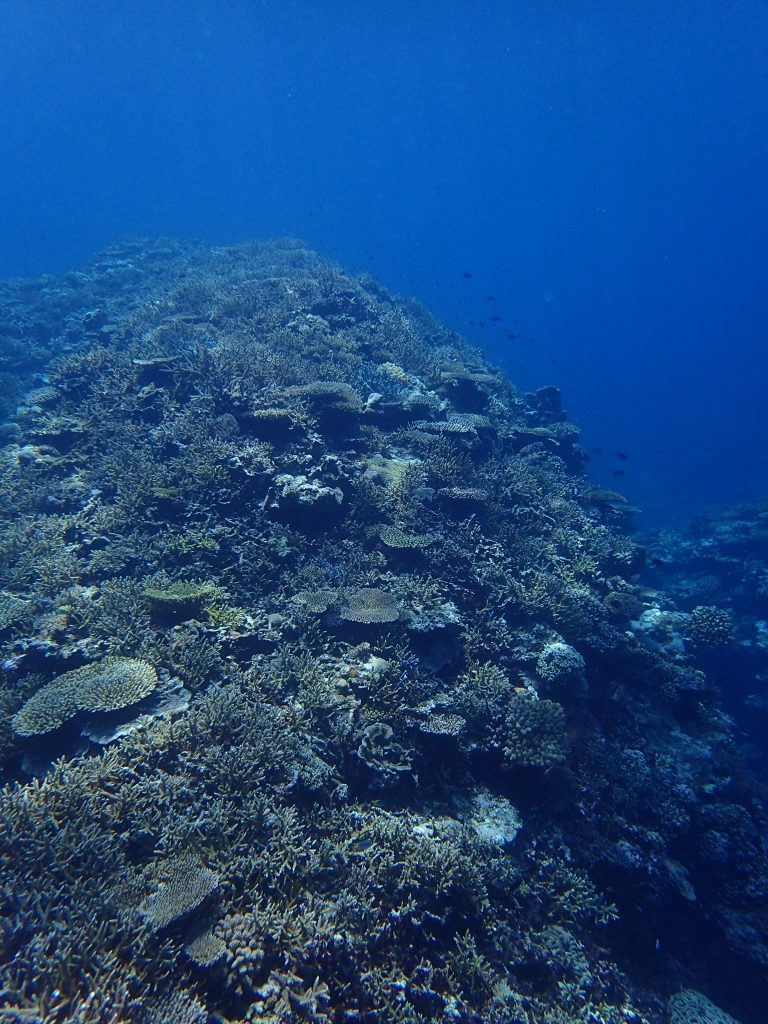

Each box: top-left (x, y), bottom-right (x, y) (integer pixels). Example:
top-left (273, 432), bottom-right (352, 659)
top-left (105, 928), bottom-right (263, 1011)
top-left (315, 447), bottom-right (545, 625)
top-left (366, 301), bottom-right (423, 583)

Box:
top-left (616, 451), bottom-right (629, 461)
top-left (486, 294), bottom-right (496, 301)
top-left (506, 333), bottom-right (517, 340)
top-left (612, 469), bottom-right (625, 476)
top-left (463, 271), bottom-right (473, 278)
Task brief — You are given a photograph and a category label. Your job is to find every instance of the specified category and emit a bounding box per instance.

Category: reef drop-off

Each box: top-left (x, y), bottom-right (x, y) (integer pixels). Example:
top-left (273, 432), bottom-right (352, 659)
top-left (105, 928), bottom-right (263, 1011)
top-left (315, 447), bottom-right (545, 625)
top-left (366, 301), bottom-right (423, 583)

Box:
top-left (0, 238), bottom-right (765, 1024)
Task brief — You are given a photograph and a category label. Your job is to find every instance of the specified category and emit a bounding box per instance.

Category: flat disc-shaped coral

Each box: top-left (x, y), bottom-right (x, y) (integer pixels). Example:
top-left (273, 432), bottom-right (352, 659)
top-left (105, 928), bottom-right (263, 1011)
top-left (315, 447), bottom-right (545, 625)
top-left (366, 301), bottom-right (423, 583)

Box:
top-left (11, 676), bottom-right (79, 737)
top-left (340, 588), bottom-right (400, 624)
top-left (12, 657), bottom-right (158, 737)
top-left (78, 657), bottom-right (159, 713)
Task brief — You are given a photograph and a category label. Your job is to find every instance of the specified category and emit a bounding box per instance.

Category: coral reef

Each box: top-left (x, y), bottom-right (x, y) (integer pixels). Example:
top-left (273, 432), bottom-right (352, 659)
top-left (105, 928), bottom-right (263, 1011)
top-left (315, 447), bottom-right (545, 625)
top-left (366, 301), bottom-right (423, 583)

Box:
top-left (0, 238), bottom-right (765, 1024)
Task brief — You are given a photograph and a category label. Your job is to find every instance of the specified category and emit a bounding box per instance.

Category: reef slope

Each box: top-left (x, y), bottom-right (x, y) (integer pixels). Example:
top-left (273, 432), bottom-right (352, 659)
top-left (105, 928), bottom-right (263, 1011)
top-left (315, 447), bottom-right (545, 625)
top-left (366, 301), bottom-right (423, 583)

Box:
top-left (0, 239), bottom-right (765, 1024)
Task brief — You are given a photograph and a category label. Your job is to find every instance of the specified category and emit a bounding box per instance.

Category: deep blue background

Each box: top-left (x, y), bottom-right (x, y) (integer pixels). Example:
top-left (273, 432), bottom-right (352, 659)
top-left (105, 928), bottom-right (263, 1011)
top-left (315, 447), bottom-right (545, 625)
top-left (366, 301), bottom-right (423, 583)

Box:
top-left (2, 0), bottom-right (766, 524)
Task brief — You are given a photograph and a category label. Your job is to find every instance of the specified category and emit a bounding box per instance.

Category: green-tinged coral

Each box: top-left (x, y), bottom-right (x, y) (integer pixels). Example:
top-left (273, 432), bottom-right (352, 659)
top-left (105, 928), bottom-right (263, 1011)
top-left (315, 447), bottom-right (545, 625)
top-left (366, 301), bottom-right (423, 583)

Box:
top-left (143, 579), bottom-right (221, 619)
top-left (12, 657), bottom-right (158, 736)
top-left (417, 712), bottom-right (466, 737)
top-left (437, 485), bottom-right (489, 503)
top-left (293, 587), bottom-right (337, 613)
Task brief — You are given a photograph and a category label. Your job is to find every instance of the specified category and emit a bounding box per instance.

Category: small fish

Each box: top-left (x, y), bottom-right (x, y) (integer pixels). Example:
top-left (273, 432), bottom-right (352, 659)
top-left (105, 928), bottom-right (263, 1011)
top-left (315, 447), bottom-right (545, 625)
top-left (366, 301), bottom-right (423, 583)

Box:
top-left (490, 315), bottom-right (501, 322)
top-left (616, 451), bottom-right (629, 461)
top-left (463, 271), bottom-right (473, 278)
top-left (506, 333), bottom-right (517, 340)
top-left (612, 469), bottom-right (625, 476)
top-left (550, 358), bottom-right (559, 364)
top-left (486, 294), bottom-right (496, 301)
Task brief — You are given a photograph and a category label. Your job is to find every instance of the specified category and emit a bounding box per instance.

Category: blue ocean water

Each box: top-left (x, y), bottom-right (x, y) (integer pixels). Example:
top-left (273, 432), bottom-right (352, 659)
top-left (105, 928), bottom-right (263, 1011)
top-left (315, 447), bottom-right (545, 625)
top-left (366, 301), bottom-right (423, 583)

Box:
top-left (1, 0), bottom-right (766, 524)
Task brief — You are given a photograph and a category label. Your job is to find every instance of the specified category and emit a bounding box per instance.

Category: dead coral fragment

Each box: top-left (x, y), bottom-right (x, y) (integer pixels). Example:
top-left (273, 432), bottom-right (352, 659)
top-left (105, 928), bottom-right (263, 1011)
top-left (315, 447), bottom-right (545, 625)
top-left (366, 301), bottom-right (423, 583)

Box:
top-left (139, 854), bottom-right (219, 930)
top-left (340, 587), bottom-right (400, 624)
top-left (12, 657), bottom-right (158, 737)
